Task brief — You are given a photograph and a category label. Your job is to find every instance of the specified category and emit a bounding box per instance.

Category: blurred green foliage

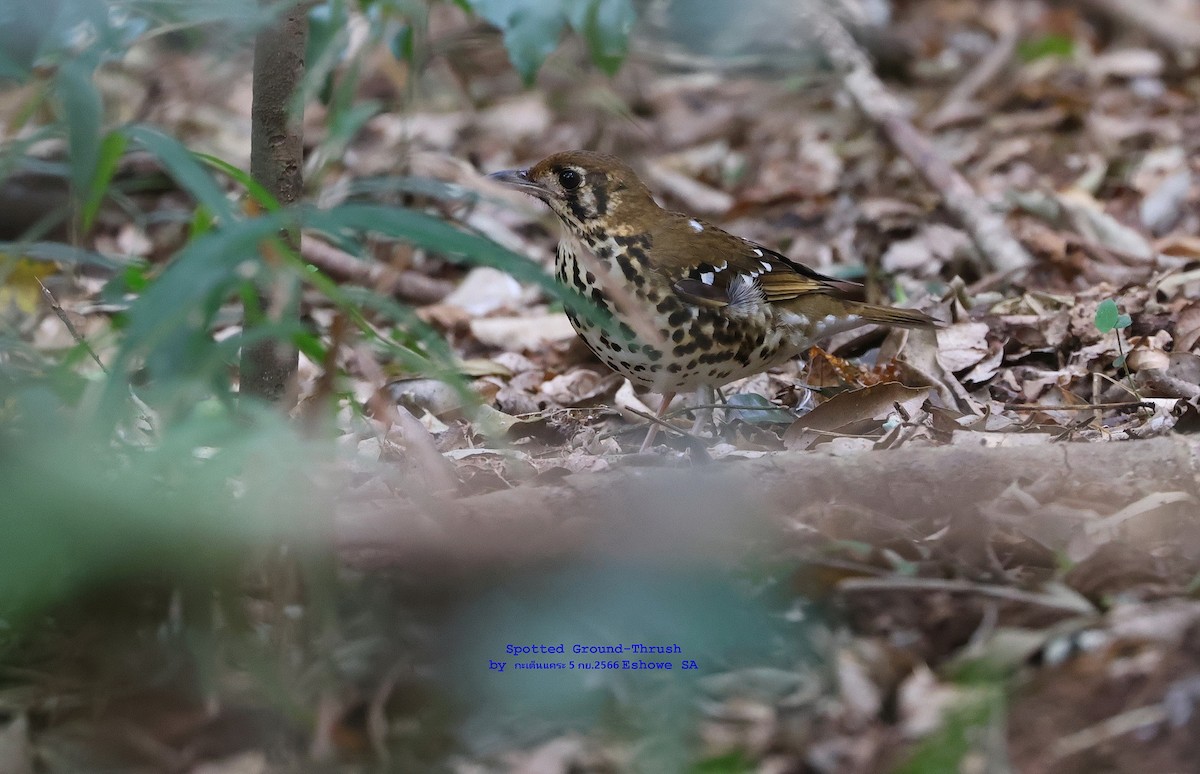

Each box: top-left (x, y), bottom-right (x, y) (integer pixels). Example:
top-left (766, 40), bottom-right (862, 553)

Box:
top-left (1017, 33), bottom-right (1075, 63)
top-left (0, 0), bottom-right (622, 630)
top-left (462, 0), bottom-right (634, 82)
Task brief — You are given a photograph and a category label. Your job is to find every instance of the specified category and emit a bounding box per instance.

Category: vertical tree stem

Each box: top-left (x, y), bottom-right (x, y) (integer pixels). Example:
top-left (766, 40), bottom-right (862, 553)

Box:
top-left (242, 0), bottom-right (307, 402)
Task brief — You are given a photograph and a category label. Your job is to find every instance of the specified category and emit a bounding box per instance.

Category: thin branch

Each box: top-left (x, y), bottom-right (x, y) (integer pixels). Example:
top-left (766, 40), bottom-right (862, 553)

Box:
top-left (301, 237), bottom-right (453, 304)
top-left (36, 278), bottom-right (106, 373)
top-left (928, 6), bottom-right (1020, 128)
top-left (804, 6), bottom-right (1034, 275)
top-left (836, 576), bottom-right (1096, 614)
top-left (1004, 401), bottom-right (1153, 412)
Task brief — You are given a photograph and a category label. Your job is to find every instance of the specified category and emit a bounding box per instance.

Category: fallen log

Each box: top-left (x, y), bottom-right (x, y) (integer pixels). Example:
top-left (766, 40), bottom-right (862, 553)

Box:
top-left (338, 436), bottom-right (1200, 570)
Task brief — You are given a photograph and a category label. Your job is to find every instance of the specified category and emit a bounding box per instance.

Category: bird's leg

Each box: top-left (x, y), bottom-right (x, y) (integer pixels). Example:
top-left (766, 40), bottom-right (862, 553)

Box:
top-left (691, 385), bottom-right (715, 436)
top-left (639, 391), bottom-right (676, 453)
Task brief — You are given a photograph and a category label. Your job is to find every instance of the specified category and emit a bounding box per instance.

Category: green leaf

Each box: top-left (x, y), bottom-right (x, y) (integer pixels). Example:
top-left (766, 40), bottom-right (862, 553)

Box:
top-left (195, 152), bottom-right (281, 212)
top-left (108, 214), bottom-right (288, 398)
top-left (692, 752), bottom-right (754, 774)
top-left (300, 203), bottom-right (611, 332)
top-left (0, 241), bottom-right (120, 270)
top-left (467, 0), bottom-right (566, 83)
top-left (1115, 312), bottom-right (1132, 330)
top-left (391, 24), bottom-right (415, 63)
top-left (1017, 34), bottom-right (1075, 62)
top-left (1094, 298), bottom-right (1119, 333)
top-left (725, 392), bottom-right (791, 425)
top-left (56, 58), bottom-right (103, 200)
top-left (124, 125), bottom-right (235, 224)
top-left (81, 130), bottom-right (128, 232)
top-left (565, 0), bottom-right (634, 75)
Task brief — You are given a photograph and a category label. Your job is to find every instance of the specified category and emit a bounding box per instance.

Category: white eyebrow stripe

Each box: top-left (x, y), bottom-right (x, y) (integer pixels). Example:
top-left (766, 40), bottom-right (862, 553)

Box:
top-left (688, 219), bottom-right (704, 232)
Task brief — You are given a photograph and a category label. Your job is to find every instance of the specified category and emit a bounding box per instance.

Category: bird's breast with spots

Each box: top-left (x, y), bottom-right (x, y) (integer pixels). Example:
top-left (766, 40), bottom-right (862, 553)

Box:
top-left (555, 235), bottom-right (794, 391)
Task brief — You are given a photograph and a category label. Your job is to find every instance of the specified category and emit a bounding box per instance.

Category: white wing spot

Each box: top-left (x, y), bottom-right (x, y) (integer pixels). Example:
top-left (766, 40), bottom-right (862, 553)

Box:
top-left (781, 311), bottom-right (809, 327)
top-left (752, 247), bottom-right (763, 256)
top-left (759, 260), bottom-right (772, 272)
top-left (700, 271), bottom-right (715, 285)
top-left (688, 219), bottom-right (704, 232)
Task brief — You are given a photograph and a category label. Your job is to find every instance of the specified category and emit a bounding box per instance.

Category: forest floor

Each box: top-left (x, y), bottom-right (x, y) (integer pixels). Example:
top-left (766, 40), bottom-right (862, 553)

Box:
top-left (6, 0), bottom-right (1200, 772)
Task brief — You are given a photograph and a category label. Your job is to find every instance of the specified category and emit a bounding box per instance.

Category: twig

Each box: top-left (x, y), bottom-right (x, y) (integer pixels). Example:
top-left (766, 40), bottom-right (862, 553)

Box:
top-left (618, 405), bottom-right (703, 445)
top-left (928, 5), bottom-right (1021, 128)
top-left (1050, 704), bottom-right (1168, 763)
top-left (804, 6), bottom-right (1034, 275)
top-left (301, 237), bottom-right (453, 304)
top-left (1004, 401), bottom-right (1152, 411)
top-left (837, 576), bottom-right (1096, 615)
top-left (1139, 369), bottom-right (1200, 401)
top-left (36, 277), bottom-right (107, 373)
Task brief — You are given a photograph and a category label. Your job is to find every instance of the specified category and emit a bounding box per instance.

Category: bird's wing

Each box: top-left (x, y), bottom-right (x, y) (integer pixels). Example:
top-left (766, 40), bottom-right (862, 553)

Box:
top-left (651, 218), bottom-right (858, 308)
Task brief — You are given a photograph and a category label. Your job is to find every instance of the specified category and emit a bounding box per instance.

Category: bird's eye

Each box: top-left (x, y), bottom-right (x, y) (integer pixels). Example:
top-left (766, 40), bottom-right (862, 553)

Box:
top-left (558, 169), bottom-right (582, 190)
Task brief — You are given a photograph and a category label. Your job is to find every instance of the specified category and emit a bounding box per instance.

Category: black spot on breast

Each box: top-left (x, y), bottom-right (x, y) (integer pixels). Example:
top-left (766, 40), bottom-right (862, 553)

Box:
top-left (616, 253), bottom-right (637, 282)
top-left (671, 329), bottom-right (684, 343)
top-left (667, 309), bottom-right (690, 327)
top-left (585, 270), bottom-right (596, 285)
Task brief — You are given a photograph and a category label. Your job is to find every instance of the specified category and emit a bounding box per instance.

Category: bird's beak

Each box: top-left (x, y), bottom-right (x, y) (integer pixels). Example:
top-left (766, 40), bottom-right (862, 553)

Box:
top-left (488, 168), bottom-right (549, 198)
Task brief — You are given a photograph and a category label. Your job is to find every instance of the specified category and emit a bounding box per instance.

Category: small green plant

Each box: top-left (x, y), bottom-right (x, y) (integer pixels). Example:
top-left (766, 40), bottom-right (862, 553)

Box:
top-left (1017, 34), bottom-right (1075, 63)
top-left (1094, 298), bottom-right (1133, 386)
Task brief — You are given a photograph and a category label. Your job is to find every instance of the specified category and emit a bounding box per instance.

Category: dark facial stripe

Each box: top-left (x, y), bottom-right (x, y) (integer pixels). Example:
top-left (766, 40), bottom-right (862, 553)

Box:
top-left (566, 192), bottom-right (589, 223)
top-left (593, 179), bottom-right (608, 216)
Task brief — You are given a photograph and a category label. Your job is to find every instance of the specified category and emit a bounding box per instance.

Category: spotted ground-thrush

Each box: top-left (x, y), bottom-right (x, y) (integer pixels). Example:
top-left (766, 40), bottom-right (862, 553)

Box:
top-left (490, 151), bottom-right (938, 450)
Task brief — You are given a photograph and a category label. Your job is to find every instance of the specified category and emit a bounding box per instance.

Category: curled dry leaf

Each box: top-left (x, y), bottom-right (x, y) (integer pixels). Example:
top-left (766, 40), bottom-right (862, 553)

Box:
top-left (1174, 302), bottom-right (1200, 353)
top-left (1126, 346), bottom-right (1170, 372)
top-left (539, 369), bottom-right (622, 407)
top-left (782, 382), bottom-right (929, 448)
top-left (385, 377), bottom-right (467, 417)
top-left (935, 322), bottom-right (992, 373)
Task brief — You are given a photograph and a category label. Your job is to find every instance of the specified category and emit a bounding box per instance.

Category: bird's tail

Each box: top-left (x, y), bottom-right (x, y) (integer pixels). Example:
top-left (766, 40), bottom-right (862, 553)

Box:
top-left (846, 302), bottom-right (941, 329)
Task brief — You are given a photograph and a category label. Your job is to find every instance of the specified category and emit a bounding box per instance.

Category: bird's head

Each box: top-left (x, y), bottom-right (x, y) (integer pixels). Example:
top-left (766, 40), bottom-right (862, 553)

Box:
top-left (489, 151), bottom-right (658, 237)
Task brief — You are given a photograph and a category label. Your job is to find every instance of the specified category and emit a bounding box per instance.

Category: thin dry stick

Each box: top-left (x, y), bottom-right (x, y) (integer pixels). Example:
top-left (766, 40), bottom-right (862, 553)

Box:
top-left (804, 6), bottom-right (1034, 275)
top-left (1050, 704), bottom-right (1168, 763)
top-left (928, 6), bottom-right (1020, 127)
top-left (837, 577), bottom-right (1096, 615)
top-left (1004, 401), bottom-right (1152, 411)
top-left (36, 277), bottom-right (106, 373)
top-left (301, 237), bottom-right (453, 304)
